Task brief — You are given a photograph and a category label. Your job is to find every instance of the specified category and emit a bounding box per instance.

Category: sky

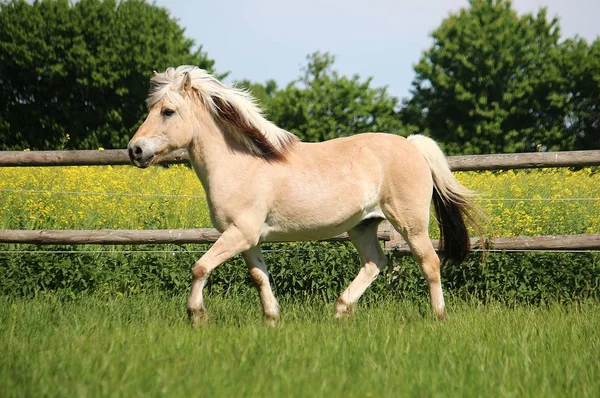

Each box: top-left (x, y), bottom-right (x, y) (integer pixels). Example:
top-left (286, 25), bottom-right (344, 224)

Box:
top-left (154, 0), bottom-right (600, 101)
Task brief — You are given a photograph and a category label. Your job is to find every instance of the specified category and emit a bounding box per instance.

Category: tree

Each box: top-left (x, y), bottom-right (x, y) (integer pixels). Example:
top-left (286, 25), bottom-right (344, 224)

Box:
top-left (561, 38), bottom-right (600, 150)
top-left (0, 0), bottom-right (221, 150)
top-left (401, 0), bottom-right (572, 155)
top-left (256, 52), bottom-right (404, 142)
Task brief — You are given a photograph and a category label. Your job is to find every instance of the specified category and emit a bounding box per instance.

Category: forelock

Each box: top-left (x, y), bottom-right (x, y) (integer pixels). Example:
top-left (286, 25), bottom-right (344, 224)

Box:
top-left (146, 66), bottom-right (200, 109)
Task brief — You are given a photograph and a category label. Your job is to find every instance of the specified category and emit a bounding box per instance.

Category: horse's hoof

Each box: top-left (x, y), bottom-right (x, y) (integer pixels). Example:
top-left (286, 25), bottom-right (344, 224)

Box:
top-left (188, 308), bottom-right (208, 328)
top-left (335, 299), bottom-right (354, 319)
top-left (334, 311), bottom-right (348, 320)
top-left (434, 309), bottom-right (447, 321)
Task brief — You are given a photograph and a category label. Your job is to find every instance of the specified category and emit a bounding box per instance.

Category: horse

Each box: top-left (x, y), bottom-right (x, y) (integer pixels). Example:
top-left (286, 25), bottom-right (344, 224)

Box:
top-left (128, 65), bottom-right (479, 326)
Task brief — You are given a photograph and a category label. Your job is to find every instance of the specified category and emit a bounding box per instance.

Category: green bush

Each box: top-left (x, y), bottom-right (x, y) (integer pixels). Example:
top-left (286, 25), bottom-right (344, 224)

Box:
top-left (1, 242), bottom-right (598, 304)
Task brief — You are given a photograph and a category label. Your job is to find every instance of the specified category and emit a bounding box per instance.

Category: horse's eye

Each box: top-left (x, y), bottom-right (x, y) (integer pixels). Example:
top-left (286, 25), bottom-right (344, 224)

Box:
top-left (161, 108), bottom-right (175, 117)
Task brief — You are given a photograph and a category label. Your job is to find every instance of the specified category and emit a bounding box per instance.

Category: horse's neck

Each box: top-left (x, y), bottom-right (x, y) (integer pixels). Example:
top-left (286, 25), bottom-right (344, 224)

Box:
top-left (187, 123), bottom-right (255, 193)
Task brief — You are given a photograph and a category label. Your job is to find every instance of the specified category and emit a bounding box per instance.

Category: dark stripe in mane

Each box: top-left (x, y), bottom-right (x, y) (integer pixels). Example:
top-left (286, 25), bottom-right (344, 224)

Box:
top-left (211, 96), bottom-right (285, 161)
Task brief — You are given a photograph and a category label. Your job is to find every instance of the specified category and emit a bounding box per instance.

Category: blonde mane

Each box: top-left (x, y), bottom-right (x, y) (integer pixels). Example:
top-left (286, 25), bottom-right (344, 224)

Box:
top-left (147, 65), bottom-right (298, 160)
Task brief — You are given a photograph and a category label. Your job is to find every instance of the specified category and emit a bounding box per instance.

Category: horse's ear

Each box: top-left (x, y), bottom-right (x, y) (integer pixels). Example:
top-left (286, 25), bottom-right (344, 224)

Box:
top-left (180, 72), bottom-right (192, 91)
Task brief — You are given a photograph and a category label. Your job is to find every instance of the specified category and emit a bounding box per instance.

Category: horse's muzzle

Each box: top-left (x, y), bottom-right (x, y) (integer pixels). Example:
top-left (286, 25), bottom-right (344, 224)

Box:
top-left (127, 143), bottom-right (154, 168)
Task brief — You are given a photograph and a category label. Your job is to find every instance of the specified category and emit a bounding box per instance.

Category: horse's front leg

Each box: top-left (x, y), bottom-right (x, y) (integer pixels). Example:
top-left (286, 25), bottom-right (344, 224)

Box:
top-left (243, 246), bottom-right (279, 325)
top-left (187, 225), bottom-right (257, 327)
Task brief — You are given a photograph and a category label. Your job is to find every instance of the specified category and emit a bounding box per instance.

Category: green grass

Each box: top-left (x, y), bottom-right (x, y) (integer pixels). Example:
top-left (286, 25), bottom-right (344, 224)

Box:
top-left (1, 294), bottom-right (598, 397)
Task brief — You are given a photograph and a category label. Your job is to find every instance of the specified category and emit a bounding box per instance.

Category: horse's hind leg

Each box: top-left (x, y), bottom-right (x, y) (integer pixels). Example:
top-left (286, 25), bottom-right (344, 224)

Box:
top-left (242, 246), bottom-right (279, 325)
top-left (389, 219), bottom-right (446, 320)
top-left (407, 232), bottom-right (445, 319)
top-left (336, 219), bottom-right (388, 318)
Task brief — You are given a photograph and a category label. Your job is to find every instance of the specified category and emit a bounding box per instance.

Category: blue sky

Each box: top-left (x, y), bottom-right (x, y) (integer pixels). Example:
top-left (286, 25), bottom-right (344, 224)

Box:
top-left (154, 0), bottom-right (600, 101)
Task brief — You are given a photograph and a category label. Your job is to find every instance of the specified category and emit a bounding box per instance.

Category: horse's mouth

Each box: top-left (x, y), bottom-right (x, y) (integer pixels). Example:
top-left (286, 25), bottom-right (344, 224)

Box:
top-left (136, 154), bottom-right (155, 168)
top-left (128, 144), bottom-right (158, 168)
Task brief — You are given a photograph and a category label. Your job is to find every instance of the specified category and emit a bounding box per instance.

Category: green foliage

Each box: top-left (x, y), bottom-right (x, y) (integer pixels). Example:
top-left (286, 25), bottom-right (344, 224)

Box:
top-left (1, 243), bottom-right (598, 305)
top-left (401, 0), bottom-right (598, 154)
top-left (561, 38), bottom-right (600, 150)
top-left (0, 0), bottom-right (220, 150)
top-left (241, 52), bottom-right (405, 142)
top-left (1, 0), bottom-right (598, 155)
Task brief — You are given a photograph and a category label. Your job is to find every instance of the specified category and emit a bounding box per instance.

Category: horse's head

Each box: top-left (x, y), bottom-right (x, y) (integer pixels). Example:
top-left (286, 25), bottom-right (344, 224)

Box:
top-left (129, 65), bottom-right (298, 168)
top-left (128, 68), bottom-right (198, 168)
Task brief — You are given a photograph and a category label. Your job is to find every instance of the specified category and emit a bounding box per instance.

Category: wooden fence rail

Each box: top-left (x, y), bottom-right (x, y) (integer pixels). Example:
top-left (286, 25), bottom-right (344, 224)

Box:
top-left (0, 227), bottom-right (390, 246)
top-left (1, 226), bottom-right (599, 253)
top-left (389, 234), bottom-right (600, 253)
top-left (1, 148), bottom-right (600, 170)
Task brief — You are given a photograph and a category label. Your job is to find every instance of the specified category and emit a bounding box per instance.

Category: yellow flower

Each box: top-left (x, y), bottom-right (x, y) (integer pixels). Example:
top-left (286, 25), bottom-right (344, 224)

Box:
top-left (0, 166), bottom-right (597, 236)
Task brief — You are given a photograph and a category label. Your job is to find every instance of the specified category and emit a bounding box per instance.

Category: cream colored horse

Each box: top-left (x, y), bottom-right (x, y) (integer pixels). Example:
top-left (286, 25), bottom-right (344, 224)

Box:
top-left (128, 65), bottom-right (478, 326)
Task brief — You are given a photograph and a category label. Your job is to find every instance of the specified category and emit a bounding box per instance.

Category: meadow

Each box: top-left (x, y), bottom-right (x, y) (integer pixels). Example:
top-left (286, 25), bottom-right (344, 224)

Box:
top-left (1, 294), bottom-right (599, 397)
top-left (1, 166), bottom-right (599, 396)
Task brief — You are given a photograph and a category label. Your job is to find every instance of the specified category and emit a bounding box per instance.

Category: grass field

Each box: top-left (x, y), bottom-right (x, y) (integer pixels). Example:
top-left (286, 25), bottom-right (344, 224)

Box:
top-left (1, 294), bottom-right (599, 397)
top-left (1, 166), bottom-right (599, 396)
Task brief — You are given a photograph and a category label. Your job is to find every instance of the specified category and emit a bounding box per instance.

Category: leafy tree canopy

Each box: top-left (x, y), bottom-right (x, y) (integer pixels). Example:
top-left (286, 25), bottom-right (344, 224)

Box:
top-left (0, 0), bottom-right (221, 150)
top-left (401, 0), bottom-right (591, 154)
top-left (561, 37), bottom-right (600, 150)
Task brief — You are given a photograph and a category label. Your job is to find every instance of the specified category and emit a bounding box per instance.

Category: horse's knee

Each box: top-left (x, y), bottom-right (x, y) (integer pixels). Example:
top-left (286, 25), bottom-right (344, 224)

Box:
top-left (192, 263), bottom-right (209, 279)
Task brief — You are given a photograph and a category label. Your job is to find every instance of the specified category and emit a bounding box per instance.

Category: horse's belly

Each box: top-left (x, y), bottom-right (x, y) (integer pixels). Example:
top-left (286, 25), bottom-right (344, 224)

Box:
top-left (259, 208), bottom-right (385, 243)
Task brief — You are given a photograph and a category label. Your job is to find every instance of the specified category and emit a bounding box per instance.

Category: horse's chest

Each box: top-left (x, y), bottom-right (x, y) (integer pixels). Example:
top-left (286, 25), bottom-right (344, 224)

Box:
top-left (206, 199), bottom-right (230, 232)
top-left (205, 191), bottom-right (265, 233)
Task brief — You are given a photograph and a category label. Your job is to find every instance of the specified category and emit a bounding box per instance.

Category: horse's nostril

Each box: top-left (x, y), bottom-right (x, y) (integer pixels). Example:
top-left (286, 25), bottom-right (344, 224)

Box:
top-left (133, 146), bottom-right (143, 156)
top-left (127, 146), bottom-right (135, 162)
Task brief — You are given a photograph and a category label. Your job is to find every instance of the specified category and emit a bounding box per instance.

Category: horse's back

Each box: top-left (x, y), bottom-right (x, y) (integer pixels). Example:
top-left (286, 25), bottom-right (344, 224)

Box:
top-left (288, 133), bottom-right (432, 192)
top-left (260, 133), bottom-right (433, 241)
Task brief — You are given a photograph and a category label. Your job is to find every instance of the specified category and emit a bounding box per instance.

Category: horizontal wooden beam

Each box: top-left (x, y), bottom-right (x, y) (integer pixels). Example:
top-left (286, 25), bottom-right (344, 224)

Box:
top-left (1, 226), bottom-right (598, 254)
top-left (448, 150), bottom-right (600, 171)
top-left (385, 234), bottom-right (600, 253)
top-left (0, 225), bottom-right (393, 245)
top-left (0, 228), bottom-right (222, 245)
top-left (0, 149), bottom-right (188, 167)
top-left (1, 148), bottom-right (599, 170)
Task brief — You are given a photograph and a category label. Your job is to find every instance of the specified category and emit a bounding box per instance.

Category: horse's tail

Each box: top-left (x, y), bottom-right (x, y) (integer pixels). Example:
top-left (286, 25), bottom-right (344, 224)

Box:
top-left (407, 134), bottom-right (479, 263)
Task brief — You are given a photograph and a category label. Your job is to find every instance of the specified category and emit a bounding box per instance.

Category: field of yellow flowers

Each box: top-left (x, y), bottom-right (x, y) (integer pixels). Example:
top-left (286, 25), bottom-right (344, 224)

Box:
top-left (0, 165), bottom-right (211, 230)
top-left (0, 166), bottom-right (599, 237)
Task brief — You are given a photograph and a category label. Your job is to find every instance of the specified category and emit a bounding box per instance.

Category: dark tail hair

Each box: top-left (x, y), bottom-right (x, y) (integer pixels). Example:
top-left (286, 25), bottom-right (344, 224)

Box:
top-left (432, 188), bottom-right (472, 263)
top-left (408, 134), bottom-right (481, 263)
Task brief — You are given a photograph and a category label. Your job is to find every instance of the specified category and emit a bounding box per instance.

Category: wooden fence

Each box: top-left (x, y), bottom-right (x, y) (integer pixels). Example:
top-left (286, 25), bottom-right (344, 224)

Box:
top-left (1, 149), bottom-right (600, 254)
top-left (2, 148), bottom-right (600, 170)
top-left (1, 229), bottom-right (599, 253)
